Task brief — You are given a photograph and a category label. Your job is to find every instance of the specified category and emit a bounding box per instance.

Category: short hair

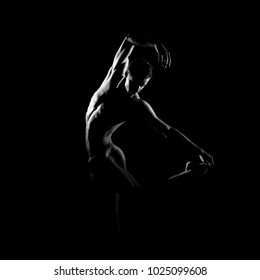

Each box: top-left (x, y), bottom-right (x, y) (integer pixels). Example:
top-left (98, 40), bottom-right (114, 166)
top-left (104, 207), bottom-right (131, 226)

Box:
top-left (126, 59), bottom-right (153, 80)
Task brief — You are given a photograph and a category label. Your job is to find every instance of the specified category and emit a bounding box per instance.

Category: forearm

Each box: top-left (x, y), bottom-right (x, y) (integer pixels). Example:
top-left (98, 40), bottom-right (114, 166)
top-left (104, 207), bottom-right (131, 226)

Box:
top-left (167, 127), bottom-right (203, 156)
top-left (126, 33), bottom-right (157, 48)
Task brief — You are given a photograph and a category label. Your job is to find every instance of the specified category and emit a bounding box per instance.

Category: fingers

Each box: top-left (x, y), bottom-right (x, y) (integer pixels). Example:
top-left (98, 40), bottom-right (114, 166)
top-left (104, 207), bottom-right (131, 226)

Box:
top-left (167, 50), bottom-right (171, 67)
top-left (186, 161), bottom-right (210, 178)
top-left (210, 155), bottom-right (214, 168)
top-left (195, 163), bottom-right (209, 177)
top-left (164, 45), bottom-right (171, 68)
top-left (160, 44), bottom-right (167, 67)
top-left (156, 43), bottom-right (171, 68)
top-left (156, 46), bottom-right (164, 65)
top-left (162, 51), bottom-right (169, 68)
top-left (161, 44), bottom-right (171, 68)
top-left (200, 152), bottom-right (214, 169)
top-left (205, 155), bottom-right (214, 169)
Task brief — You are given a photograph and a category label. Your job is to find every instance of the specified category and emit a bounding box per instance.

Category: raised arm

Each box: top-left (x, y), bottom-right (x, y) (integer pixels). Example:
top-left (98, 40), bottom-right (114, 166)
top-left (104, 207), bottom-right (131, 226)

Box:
top-left (126, 33), bottom-right (171, 68)
top-left (102, 34), bottom-right (171, 86)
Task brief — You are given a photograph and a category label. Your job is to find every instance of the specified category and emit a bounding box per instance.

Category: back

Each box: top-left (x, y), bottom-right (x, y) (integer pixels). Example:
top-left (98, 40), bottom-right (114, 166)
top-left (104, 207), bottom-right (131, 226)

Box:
top-left (85, 76), bottom-right (141, 157)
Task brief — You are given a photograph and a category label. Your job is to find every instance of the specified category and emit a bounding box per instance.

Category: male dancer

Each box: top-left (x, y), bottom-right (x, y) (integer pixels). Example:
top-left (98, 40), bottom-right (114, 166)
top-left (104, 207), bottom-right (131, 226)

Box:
top-left (85, 33), bottom-right (213, 239)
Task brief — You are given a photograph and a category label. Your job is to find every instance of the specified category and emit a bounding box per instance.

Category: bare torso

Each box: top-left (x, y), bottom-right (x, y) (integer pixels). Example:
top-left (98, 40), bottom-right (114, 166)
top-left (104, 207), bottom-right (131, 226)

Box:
top-left (86, 77), bottom-right (138, 159)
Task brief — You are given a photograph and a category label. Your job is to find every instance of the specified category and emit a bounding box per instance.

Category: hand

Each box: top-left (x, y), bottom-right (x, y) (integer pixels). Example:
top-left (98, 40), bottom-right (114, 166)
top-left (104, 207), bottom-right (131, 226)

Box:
top-left (185, 161), bottom-right (209, 178)
top-left (155, 43), bottom-right (171, 68)
top-left (199, 150), bottom-right (214, 169)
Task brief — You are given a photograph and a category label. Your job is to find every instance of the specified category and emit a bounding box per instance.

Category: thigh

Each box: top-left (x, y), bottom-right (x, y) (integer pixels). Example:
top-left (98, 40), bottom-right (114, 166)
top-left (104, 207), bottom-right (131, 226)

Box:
top-left (88, 153), bottom-right (129, 192)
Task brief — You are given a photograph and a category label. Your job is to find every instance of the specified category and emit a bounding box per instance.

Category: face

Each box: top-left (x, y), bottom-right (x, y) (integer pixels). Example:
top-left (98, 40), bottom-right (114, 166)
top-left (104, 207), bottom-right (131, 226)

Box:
top-left (125, 74), bottom-right (150, 94)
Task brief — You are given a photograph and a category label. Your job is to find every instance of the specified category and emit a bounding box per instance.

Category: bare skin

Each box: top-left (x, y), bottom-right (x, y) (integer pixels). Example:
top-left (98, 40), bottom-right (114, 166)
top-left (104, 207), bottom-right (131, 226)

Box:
top-left (85, 34), bottom-right (214, 239)
top-left (86, 34), bottom-right (213, 194)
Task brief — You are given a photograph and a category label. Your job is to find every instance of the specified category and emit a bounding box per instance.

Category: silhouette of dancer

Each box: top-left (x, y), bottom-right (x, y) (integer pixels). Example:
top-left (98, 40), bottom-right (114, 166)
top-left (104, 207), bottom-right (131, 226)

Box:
top-left (85, 33), bottom-right (214, 239)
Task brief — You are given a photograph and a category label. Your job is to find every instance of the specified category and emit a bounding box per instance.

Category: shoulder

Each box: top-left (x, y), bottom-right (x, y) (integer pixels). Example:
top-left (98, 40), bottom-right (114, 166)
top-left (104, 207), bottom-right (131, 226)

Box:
top-left (130, 97), bottom-right (157, 118)
top-left (131, 96), bottom-right (154, 111)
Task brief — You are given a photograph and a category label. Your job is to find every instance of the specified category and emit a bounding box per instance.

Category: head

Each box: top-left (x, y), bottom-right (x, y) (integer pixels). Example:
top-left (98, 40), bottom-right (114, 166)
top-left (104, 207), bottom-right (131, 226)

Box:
top-left (124, 59), bottom-right (153, 94)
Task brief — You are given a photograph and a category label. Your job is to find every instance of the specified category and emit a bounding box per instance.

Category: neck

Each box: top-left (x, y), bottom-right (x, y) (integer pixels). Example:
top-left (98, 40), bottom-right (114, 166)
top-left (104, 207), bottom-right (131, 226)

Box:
top-left (123, 79), bottom-right (140, 98)
top-left (125, 88), bottom-right (139, 98)
top-left (131, 93), bottom-right (140, 99)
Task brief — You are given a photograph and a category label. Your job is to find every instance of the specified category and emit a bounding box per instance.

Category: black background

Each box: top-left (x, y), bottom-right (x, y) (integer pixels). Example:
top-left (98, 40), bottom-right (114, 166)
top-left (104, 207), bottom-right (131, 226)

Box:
top-left (2, 4), bottom-right (258, 260)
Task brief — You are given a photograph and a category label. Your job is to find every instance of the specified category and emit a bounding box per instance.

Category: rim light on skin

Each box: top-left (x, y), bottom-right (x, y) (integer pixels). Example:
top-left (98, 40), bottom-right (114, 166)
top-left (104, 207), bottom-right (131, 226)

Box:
top-left (125, 74), bottom-right (151, 95)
